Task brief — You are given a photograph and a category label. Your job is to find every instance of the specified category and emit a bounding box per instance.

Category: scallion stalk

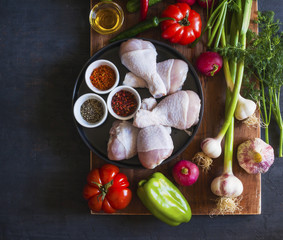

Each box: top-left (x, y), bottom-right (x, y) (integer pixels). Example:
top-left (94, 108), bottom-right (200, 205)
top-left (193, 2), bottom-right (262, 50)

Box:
top-left (217, 0), bottom-right (252, 138)
top-left (207, 1), bottom-right (227, 48)
top-left (223, 93), bottom-right (234, 175)
top-left (201, 0), bottom-right (253, 158)
top-left (213, 2), bottom-right (228, 49)
top-left (191, 0), bottom-right (228, 48)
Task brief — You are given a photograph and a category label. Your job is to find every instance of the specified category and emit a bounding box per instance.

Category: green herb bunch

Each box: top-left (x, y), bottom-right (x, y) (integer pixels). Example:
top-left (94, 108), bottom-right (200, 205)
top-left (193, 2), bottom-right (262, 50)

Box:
top-left (245, 11), bottom-right (283, 157)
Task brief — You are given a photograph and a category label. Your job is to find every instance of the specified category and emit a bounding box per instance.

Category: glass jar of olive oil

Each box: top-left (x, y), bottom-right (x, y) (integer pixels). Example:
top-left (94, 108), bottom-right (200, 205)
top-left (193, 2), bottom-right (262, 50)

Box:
top-left (89, 2), bottom-right (124, 35)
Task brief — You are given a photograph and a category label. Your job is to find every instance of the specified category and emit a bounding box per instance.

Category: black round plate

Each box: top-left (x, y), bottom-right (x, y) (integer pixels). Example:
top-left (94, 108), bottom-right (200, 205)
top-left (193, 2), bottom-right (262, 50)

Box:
top-left (72, 38), bottom-right (204, 169)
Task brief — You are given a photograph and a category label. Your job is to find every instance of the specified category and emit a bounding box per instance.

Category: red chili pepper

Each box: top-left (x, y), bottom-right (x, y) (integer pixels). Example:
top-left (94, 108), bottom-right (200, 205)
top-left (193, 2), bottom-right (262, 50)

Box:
top-left (140, 0), bottom-right (149, 21)
top-left (111, 90), bottom-right (137, 117)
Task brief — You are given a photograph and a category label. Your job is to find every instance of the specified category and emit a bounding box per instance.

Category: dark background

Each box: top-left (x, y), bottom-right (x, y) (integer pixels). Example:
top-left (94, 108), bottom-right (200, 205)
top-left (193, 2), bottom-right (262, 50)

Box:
top-left (0, 0), bottom-right (282, 239)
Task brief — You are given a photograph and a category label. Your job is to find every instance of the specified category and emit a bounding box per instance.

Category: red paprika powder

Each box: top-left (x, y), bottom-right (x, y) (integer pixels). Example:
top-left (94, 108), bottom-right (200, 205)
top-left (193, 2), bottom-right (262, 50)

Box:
top-left (90, 65), bottom-right (116, 90)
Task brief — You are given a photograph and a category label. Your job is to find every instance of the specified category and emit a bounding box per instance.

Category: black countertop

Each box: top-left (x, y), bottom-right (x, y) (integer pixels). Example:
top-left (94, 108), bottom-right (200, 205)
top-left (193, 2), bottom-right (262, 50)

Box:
top-left (0, 0), bottom-right (282, 239)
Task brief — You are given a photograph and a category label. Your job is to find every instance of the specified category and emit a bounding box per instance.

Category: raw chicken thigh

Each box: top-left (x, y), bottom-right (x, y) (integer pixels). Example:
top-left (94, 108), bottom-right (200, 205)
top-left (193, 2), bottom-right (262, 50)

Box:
top-left (133, 90), bottom-right (201, 130)
top-left (123, 59), bottom-right (188, 95)
top-left (107, 121), bottom-right (139, 161)
top-left (137, 125), bottom-right (173, 169)
top-left (120, 39), bottom-right (167, 98)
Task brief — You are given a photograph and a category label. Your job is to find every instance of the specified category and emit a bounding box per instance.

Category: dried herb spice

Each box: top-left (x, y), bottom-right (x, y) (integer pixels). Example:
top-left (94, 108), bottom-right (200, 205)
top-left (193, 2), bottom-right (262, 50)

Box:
top-left (90, 65), bottom-right (116, 90)
top-left (80, 99), bottom-right (104, 123)
top-left (111, 90), bottom-right (137, 117)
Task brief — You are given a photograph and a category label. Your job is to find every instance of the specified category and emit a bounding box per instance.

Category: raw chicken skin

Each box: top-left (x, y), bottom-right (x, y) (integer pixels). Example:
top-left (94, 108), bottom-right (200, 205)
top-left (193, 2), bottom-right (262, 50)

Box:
top-left (120, 38), bottom-right (155, 55)
top-left (107, 121), bottom-right (139, 160)
top-left (168, 59), bottom-right (188, 94)
top-left (137, 98), bottom-right (174, 169)
top-left (123, 72), bottom-right (148, 88)
top-left (137, 125), bottom-right (173, 169)
top-left (120, 39), bottom-right (167, 98)
top-left (123, 59), bottom-right (188, 95)
top-left (133, 90), bottom-right (201, 130)
top-left (140, 97), bottom-right (157, 110)
top-left (186, 90), bottom-right (202, 127)
top-left (155, 59), bottom-right (174, 93)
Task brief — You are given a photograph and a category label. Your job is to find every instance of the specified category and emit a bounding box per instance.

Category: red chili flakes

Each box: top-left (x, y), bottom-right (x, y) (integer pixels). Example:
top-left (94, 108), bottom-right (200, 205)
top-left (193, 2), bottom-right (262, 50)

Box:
top-left (90, 65), bottom-right (116, 90)
top-left (111, 90), bottom-right (138, 117)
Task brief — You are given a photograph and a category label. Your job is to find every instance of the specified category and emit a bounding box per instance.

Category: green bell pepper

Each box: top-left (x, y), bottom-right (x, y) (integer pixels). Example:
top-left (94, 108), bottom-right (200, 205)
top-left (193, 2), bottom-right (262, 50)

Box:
top-left (137, 172), bottom-right (192, 226)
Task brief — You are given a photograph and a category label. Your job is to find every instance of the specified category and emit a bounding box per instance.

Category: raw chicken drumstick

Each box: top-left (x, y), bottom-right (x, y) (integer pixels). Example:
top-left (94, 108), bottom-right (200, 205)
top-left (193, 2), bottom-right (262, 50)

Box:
top-left (133, 90), bottom-right (201, 130)
top-left (120, 38), bottom-right (167, 98)
top-left (123, 59), bottom-right (188, 95)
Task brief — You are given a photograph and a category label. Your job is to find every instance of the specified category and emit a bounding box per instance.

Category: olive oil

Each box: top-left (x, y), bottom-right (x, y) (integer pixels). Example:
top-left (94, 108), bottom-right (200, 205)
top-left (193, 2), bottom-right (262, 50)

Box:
top-left (89, 2), bottom-right (124, 35)
top-left (93, 8), bottom-right (119, 31)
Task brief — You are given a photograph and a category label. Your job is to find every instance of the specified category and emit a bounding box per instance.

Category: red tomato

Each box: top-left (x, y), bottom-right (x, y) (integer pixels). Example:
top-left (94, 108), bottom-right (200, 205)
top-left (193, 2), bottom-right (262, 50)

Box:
top-left (161, 3), bottom-right (202, 45)
top-left (83, 164), bottom-right (132, 213)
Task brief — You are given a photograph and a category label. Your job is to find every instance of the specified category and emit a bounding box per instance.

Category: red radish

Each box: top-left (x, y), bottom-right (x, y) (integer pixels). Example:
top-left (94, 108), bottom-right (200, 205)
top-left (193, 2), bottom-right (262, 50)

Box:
top-left (176, 0), bottom-right (196, 6)
top-left (196, 51), bottom-right (223, 77)
top-left (197, 0), bottom-right (217, 8)
top-left (172, 160), bottom-right (199, 186)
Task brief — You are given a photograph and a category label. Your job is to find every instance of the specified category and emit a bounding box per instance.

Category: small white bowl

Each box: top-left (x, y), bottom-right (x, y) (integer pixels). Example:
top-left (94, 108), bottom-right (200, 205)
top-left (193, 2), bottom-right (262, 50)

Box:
top-left (73, 93), bottom-right (108, 128)
top-left (85, 59), bottom-right (119, 94)
top-left (107, 86), bottom-right (141, 120)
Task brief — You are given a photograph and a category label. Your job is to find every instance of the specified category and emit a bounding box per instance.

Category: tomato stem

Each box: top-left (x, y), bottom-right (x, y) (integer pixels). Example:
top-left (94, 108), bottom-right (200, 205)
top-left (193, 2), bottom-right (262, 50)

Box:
top-left (178, 12), bottom-right (190, 26)
top-left (92, 179), bottom-right (114, 201)
top-left (91, 181), bottom-right (102, 188)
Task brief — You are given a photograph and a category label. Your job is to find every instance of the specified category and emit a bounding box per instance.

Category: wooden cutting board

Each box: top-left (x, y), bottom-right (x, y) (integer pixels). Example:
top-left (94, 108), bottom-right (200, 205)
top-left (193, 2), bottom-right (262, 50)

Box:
top-left (89, 0), bottom-right (260, 215)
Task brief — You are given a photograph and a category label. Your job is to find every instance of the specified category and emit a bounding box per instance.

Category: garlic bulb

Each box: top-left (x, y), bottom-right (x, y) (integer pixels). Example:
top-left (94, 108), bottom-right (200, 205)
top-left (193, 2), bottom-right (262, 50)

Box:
top-left (237, 138), bottom-right (274, 174)
top-left (211, 173), bottom-right (243, 197)
top-left (201, 137), bottom-right (222, 158)
top-left (235, 95), bottom-right (257, 121)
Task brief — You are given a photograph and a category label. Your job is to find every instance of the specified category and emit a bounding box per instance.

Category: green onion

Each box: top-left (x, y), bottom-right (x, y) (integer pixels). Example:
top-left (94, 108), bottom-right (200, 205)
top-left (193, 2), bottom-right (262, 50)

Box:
top-left (201, 0), bottom-right (254, 158)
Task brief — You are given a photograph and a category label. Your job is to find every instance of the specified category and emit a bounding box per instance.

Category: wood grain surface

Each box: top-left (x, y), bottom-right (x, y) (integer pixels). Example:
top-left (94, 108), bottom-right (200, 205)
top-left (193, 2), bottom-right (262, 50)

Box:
top-left (89, 0), bottom-right (260, 215)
